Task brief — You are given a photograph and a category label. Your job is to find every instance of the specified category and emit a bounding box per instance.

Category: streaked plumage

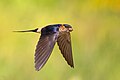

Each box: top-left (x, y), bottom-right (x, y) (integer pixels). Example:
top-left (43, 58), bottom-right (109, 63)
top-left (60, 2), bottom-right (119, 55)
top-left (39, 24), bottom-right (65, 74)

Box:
top-left (15, 24), bottom-right (74, 71)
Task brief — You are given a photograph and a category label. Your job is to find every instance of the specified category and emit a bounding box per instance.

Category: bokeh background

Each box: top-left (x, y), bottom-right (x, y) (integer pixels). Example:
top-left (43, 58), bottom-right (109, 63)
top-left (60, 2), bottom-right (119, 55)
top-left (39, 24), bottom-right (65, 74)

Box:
top-left (0, 0), bottom-right (120, 80)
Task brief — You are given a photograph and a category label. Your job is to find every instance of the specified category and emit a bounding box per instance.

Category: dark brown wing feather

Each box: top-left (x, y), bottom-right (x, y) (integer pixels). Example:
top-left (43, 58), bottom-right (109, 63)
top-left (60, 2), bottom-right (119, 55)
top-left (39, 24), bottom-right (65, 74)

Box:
top-left (35, 33), bottom-right (58, 71)
top-left (57, 32), bottom-right (74, 68)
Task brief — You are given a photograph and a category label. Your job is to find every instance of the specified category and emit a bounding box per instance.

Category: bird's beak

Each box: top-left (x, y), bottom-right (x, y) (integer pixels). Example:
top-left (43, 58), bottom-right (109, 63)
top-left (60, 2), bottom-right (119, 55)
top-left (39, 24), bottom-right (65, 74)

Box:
top-left (13, 28), bottom-right (41, 33)
top-left (69, 28), bottom-right (73, 32)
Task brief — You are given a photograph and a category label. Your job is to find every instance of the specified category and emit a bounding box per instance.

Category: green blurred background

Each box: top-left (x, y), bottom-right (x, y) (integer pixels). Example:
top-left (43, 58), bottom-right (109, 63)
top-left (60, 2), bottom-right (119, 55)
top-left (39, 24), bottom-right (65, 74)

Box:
top-left (0, 0), bottom-right (120, 80)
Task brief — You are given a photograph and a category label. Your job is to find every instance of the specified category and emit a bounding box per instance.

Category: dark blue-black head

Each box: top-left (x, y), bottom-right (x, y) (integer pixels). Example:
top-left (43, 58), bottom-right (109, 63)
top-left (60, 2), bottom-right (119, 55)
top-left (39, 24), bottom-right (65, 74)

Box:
top-left (63, 24), bottom-right (73, 32)
top-left (63, 24), bottom-right (72, 28)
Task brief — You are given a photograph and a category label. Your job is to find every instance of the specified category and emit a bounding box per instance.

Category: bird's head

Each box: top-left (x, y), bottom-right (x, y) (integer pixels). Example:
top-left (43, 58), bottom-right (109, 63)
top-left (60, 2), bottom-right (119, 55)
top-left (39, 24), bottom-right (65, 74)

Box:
top-left (59, 24), bottom-right (73, 32)
top-left (63, 24), bottom-right (73, 32)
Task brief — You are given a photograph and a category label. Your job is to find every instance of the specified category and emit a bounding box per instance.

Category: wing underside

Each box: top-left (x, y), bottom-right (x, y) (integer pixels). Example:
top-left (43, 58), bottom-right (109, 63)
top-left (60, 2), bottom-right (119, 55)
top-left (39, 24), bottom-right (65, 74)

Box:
top-left (57, 32), bottom-right (74, 68)
top-left (35, 33), bottom-right (58, 71)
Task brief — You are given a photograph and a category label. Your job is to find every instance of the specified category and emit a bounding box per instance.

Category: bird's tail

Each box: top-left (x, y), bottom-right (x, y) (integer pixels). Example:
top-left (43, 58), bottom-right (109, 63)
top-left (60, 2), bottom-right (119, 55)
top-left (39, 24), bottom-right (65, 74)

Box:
top-left (13, 28), bottom-right (39, 33)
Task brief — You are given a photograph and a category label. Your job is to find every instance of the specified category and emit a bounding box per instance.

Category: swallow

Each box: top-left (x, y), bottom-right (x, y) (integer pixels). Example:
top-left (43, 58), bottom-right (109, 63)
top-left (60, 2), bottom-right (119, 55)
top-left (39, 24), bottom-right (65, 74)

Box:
top-left (14, 24), bottom-right (74, 71)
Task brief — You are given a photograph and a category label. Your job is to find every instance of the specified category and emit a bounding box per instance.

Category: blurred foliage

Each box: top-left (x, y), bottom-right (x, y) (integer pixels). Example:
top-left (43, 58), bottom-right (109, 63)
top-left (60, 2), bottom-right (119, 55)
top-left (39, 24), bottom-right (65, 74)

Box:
top-left (0, 0), bottom-right (120, 80)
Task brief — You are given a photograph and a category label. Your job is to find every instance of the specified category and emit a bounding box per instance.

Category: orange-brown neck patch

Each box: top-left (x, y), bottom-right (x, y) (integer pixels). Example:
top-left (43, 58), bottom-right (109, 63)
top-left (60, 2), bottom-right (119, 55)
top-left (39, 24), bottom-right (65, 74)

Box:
top-left (59, 25), bottom-right (66, 32)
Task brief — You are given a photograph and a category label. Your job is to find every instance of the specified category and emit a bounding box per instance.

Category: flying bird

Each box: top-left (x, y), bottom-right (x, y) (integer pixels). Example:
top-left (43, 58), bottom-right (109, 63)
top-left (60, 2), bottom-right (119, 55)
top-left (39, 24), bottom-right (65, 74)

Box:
top-left (14, 24), bottom-right (74, 71)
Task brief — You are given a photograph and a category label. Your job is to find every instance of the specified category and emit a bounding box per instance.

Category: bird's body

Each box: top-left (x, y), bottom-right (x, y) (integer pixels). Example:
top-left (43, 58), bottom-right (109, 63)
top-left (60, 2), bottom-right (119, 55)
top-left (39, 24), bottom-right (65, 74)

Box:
top-left (15, 24), bottom-right (74, 71)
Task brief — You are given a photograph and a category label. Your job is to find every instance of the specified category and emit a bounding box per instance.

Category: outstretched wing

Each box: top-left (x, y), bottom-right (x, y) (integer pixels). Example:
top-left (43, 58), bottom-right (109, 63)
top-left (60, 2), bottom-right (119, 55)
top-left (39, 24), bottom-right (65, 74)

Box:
top-left (35, 33), bottom-right (58, 71)
top-left (57, 32), bottom-right (74, 68)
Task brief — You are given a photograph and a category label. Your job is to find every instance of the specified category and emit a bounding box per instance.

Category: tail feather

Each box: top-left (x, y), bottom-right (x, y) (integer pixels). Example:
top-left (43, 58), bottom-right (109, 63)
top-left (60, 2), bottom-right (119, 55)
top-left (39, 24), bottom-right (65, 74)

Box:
top-left (13, 28), bottom-right (38, 33)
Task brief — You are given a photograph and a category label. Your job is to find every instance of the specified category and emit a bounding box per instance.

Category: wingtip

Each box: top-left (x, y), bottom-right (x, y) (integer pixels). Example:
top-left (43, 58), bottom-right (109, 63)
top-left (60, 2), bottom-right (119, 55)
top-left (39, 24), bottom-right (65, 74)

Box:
top-left (71, 65), bottom-right (74, 68)
top-left (35, 63), bottom-right (44, 71)
top-left (35, 66), bottom-right (41, 71)
top-left (35, 68), bottom-right (40, 71)
top-left (70, 64), bottom-right (74, 68)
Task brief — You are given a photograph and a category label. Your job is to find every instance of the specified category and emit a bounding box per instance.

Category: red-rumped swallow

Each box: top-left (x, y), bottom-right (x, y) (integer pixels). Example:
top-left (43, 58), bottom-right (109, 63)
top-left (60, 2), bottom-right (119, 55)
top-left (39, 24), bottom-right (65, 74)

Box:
top-left (14, 24), bottom-right (74, 71)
